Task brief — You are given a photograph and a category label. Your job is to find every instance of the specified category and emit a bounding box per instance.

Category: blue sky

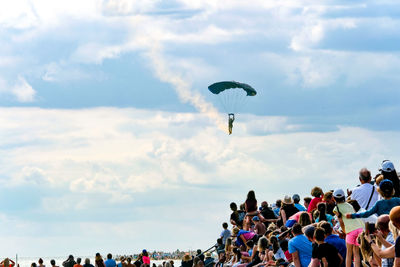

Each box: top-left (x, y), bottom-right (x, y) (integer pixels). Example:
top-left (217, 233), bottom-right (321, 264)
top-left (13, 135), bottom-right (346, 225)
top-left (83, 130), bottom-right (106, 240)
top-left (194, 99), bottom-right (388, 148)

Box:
top-left (1, 0), bottom-right (400, 257)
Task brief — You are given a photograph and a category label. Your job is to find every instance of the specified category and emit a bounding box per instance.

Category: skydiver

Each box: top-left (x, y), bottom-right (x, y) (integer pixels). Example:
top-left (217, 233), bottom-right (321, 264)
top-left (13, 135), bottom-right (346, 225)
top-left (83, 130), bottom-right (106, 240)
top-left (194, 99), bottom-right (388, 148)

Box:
top-left (228, 113), bottom-right (235, 135)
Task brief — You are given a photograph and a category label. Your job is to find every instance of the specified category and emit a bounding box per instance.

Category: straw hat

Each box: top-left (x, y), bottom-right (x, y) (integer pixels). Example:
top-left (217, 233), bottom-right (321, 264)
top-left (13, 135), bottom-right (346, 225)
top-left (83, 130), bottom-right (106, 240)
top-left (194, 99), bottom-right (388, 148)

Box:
top-left (282, 195), bottom-right (293, 205)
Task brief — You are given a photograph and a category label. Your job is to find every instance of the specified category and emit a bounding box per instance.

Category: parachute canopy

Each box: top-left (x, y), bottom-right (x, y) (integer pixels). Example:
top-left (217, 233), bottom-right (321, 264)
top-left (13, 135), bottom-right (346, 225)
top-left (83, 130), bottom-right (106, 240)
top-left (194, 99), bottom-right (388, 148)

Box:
top-left (208, 81), bottom-right (257, 96)
top-left (208, 81), bottom-right (257, 114)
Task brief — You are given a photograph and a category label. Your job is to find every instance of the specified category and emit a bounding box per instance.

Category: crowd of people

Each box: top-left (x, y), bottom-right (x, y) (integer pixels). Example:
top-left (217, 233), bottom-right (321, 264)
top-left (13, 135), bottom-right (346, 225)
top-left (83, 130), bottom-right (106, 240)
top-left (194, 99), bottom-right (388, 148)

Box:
top-left (199, 159), bottom-right (400, 267)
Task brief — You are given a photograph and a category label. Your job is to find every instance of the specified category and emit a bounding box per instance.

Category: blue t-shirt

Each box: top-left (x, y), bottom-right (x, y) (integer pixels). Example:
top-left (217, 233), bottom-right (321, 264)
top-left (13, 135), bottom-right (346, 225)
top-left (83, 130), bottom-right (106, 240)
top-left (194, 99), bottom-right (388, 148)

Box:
top-left (325, 234), bottom-right (346, 266)
top-left (221, 229), bottom-right (231, 244)
top-left (288, 234), bottom-right (312, 267)
top-left (294, 203), bottom-right (306, 212)
top-left (315, 214), bottom-right (334, 226)
top-left (104, 259), bottom-right (117, 267)
top-left (352, 197), bottom-right (400, 218)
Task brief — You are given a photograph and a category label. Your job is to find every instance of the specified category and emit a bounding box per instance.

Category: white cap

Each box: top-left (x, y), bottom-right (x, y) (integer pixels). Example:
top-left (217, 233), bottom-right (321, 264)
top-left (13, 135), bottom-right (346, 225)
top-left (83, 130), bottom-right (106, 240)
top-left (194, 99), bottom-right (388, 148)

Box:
top-left (380, 160), bottom-right (395, 172)
top-left (333, 189), bottom-right (345, 198)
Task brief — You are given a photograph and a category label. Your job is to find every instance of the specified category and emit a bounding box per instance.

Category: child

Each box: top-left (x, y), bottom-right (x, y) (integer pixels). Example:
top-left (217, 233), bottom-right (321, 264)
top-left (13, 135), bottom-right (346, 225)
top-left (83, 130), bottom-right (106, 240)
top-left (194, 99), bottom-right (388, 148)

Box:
top-left (313, 227), bottom-right (343, 266)
top-left (333, 189), bottom-right (364, 267)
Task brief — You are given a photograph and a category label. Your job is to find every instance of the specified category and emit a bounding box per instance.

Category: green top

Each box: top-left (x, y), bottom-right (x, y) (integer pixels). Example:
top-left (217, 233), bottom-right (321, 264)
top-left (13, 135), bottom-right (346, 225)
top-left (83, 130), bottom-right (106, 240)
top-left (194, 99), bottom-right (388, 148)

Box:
top-left (333, 202), bottom-right (364, 233)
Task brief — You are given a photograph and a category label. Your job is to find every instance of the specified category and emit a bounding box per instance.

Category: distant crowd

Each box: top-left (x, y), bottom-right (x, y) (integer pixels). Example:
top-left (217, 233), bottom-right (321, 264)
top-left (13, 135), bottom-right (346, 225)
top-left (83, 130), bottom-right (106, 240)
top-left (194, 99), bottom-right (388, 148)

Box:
top-left (183, 159), bottom-right (400, 267)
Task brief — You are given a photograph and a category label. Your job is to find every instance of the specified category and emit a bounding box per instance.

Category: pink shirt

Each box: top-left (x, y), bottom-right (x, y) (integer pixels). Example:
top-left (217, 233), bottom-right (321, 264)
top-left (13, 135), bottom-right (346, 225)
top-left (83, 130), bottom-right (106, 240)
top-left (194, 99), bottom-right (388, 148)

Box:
top-left (142, 256), bottom-right (150, 264)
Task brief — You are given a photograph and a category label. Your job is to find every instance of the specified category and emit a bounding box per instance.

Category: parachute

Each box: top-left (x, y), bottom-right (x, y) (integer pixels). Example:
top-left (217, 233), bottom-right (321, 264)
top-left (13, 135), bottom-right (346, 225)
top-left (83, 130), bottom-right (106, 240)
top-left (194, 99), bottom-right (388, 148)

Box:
top-left (208, 81), bottom-right (257, 114)
top-left (208, 81), bottom-right (257, 134)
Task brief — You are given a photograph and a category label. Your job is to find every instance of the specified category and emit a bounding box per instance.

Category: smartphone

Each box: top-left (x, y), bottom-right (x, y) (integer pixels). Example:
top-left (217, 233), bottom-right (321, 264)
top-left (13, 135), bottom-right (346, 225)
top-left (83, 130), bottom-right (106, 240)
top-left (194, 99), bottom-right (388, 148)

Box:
top-left (366, 223), bottom-right (376, 234)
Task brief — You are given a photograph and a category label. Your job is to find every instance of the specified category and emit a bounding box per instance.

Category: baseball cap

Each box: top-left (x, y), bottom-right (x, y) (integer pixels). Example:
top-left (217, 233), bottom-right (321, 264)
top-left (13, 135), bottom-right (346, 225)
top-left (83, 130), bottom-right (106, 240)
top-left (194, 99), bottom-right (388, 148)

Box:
top-left (380, 160), bottom-right (395, 172)
top-left (333, 189), bottom-right (345, 198)
top-left (252, 216), bottom-right (260, 221)
top-left (292, 194), bottom-right (300, 202)
top-left (379, 179), bottom-right (394, 194)
top-left (304, 226), bottom-right (315, 239)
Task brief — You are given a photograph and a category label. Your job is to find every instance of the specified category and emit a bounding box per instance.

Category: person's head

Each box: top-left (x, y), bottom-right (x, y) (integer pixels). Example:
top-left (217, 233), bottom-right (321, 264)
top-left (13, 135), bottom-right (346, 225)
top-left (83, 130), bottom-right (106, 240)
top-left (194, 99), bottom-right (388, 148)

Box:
top-left (359, 168), bottom-right (372, 183)
top-left (246, 240), bottom-right (254, 248)
top-left (76, 258), bottom-right (81, 264)
top-left (247, 190), bottom-right (256, 201)
top-left (142, 250), bottom-right (148, 257)
top-left (311, 187), bottom-right (323, 198)
top-left (317, 202), bottom-right (327, 220)
top-left (222, 222), bottom-right (228, 229)
top-left (269, 235), bottom-right (280, 253)
top-left (218, 251), bottom-right (226, 262)
top-left (378, 179), bottom-right (394, 199)
top-left (182, 254), bottom-right (191, 262)
top-left (323, 191), bottom-right (334, 204)
top-left (292, 194), bottom-right (300, 204)
top-left (85, 258), bottom-right (90, 265)
top-left (217, 238), bottom-right (223, 245)
top-left (282, 195), bottom-right (294, 207)
top-left (380, 160), bottom-right (396, 173)
top-left (38, 259), bottom-right (43, 265)
top-left (280, 239), bottom-right (288, 252)
top-left (252, 216), bottom-right (260, 223)
top-left (333, 188), bottom-right (345, 203)
top-left (298, 212), bottom-right (311, 227)
top-left (303, 197), bottom-right (311, 208)
top-left (319, 221), bottom-right (333, 235)
top-left (50, 260), bottom-right (56, 266)
top-left (31, 263), bottom-right (37, 267)
top-left (232, 227), bottom-right (239, 236)
top-left (196, 249), bottom-right (202, 255)
top-left (127, 258), bottom-right (132, 263)
top-left (230, 202), bottom-right (238, 211)
top-left (107, 254), bottom-right (112, 260)
top-left (261, 201), bottom-right (268, 209)
top-left (377, 214), bottom-right (390, 235)
top-left (275, 199), bottom-right (282, 208)
top-left (347, 199), bottom-right (361, 212)
top-left (225, 237), bottom-right (232, 250)
top-left (96, 253), bottom-right (101, 257)
top-left (193, 257), bottom-right (202, 267)
top-left (314, 227), bottom-right (326, 242)
top-left (304, 226), bottom-right (315, 241)
top-left (165, 262), bottom-right (172, 267)
top-left (3, 259), bottom-right (10, 267)
top-left (390, 206), bottom-right (400, 229)
top-left (257, 236), bottom-right (269, 251)
top-left (292, 223), bottom-right (303, 236)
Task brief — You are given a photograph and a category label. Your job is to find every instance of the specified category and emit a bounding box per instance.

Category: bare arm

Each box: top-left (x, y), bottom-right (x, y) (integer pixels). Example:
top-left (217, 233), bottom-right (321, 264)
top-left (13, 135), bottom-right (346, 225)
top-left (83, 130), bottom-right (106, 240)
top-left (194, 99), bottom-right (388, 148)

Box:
top-left (322, 257), bottom-right (329, 267)
top-left (292, 251), bottom-right (301, 267)
top-left (281, 209), bottom-right (287, 225)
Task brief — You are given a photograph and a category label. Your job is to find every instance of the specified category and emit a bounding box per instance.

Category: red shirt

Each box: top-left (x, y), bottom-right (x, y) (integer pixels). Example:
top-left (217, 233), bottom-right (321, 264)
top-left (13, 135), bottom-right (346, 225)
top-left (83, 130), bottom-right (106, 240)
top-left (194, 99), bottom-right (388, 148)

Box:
top-left (307, 197), bottom-right (323, 212)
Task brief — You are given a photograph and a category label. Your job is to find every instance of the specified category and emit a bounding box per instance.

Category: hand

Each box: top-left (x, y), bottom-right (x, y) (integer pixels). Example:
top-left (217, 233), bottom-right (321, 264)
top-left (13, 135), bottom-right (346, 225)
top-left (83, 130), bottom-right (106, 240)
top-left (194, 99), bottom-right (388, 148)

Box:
top-left (375, 230), bottom-right (383, 239)
top-left (364, 234), bottom-right (372, 243)
top-left (347, 189), bottom-right (352, 196)
top-left (345, 213), bottom-right (352, 219)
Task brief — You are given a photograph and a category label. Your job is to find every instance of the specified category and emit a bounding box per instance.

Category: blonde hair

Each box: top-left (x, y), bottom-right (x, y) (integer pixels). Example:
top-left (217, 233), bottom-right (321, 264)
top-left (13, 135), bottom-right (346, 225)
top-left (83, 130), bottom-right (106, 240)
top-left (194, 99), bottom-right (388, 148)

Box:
top-left (375, 174), bottom-right (384, 186)
top-left (225, 237), bottom-right (232, 251)
top-left (389, 221), bottom-right (400, 240)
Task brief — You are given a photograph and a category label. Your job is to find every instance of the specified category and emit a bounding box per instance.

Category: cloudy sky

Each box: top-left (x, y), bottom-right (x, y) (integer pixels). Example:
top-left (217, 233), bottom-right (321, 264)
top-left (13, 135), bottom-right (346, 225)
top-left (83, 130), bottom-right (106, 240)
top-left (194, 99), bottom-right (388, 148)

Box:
top-left (1, 0), bottom-right (400, 257)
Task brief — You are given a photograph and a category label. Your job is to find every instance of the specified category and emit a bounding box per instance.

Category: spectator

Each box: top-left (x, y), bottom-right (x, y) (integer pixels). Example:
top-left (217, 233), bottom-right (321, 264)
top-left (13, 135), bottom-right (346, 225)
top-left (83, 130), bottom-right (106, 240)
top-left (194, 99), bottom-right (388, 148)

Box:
top-left (63, 256), bottom-right (76, 267)
top-left (380, 160), bottom-right (400, 197)
top-left (303, 197), bottom-right (312, 211)
top-left (333, 189), bottom-right (364, 267)
top-left (313, 227), bottom-right (343, 266)
top-left (274, 200), bottom-right (282, 217)
top-left (83, 259), bottom-right (94, 267)
top-left (307, 187), bottom-right (324, 213)
top-left (204, 253), bottom-right (214, 267)
top-left (320, 221), bottom-right (347, 267)
top-left (314, 202), bottom-right (334, 225)
top-left (142, 250), bottom-right (150, 267)
top-left (252, 216), bottom-right (266, 235)
top-left (50, 260), bottom-right (59, 267)
top-left (196, 250), bottom-right (205, 263)
top-left (288, 223), bottom-right (312, 267)
top-left (292, 194), bottom-right (306, 212)
top-left (322, 191), bottom-right (336, 215)
top-left (279, 195), bottom-right (299, 227)
top-left (95, 253), bottom-right (105, 267)
top-left (230, 202), bottom-right (245, 228)
top-left (350, 168), bottom-right (379, 210)
top-left (74, 258), bottom-right (83, 267)
top-left (221, 222), bottom-right (231, 245)
top-left (181, 254), bottom-right (193, 267)
top-left (259, 201), bottom-right (277, 228)
top-left (104, 254), bottom-right (116, 267)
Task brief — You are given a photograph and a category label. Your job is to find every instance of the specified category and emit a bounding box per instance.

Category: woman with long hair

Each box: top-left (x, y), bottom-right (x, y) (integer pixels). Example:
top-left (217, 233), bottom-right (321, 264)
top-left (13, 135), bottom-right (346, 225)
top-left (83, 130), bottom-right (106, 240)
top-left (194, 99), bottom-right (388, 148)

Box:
top-left (279, 195), bottom-right (299, 227)
top-left (315, 202), bottom-right (334, 225)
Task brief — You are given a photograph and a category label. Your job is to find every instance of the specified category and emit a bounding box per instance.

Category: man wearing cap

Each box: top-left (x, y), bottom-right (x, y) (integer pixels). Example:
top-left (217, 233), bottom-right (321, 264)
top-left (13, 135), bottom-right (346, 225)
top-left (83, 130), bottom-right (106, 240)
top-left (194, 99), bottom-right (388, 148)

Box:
top-left (381, 160), bottom-right (400, 197)
top-left (350, 168), bottom-right (379, 210)
top-left (293, 194), bottom-right (306, 212)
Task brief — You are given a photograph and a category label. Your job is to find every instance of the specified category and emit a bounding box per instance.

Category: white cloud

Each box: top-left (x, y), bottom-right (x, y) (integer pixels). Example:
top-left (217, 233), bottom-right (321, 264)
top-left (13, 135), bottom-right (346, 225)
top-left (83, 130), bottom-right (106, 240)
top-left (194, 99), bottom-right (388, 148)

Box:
top-left (11, 76), bottom-right (36, 102)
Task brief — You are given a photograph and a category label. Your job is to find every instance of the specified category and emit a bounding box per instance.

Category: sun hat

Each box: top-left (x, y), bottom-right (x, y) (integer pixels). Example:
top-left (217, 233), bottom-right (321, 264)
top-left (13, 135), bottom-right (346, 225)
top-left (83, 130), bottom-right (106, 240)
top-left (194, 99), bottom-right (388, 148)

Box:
top-left (379, 179), bottom-right (394, 194)
top-left (333, 189), bottom-right (345, 199)
top-left (380, 160), bottom-right (395, 172)
top-left (205, 252), bottom-right (211, 258)
top-left (253, 216), bottom-right (260, 221)
top-left (292, 194), bottom-right (300, 202)
top-left (282, 195), bottom-right (293, 205)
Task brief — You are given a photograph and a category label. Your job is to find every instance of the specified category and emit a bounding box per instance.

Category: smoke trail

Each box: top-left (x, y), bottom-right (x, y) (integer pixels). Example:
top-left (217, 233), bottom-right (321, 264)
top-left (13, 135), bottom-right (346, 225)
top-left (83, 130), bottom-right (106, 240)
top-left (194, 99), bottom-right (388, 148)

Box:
top-left (143, 44), bottom-right (227, 133)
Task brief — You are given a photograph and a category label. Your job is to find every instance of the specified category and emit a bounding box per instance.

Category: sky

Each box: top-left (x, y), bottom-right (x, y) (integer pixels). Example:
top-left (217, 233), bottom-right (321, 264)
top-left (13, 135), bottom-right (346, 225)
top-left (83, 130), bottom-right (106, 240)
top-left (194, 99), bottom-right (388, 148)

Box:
top-left (0, 0), bottom-right (400, 258)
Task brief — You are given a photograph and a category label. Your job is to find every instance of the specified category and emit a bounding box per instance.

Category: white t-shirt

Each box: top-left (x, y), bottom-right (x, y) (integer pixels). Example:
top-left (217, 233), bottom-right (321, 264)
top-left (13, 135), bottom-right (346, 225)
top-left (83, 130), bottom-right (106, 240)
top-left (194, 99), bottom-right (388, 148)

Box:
top-left (351, 183), bottom-right (379, 210)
